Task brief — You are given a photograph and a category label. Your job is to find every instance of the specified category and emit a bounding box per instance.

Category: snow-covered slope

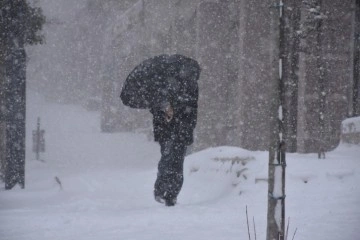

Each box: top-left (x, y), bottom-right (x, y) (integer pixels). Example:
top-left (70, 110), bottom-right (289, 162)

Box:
top-left (0, 92), bottom-right (359, 240)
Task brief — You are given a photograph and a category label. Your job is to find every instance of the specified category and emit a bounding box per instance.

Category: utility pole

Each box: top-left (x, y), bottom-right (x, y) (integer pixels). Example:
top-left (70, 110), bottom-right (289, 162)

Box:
top-left (267, 0), bottom-right (287, 240)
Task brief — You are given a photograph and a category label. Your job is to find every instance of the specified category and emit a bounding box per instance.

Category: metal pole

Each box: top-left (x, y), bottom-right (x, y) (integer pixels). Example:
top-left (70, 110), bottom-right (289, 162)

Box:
top-left (267, 0), bottom-right (286, 239)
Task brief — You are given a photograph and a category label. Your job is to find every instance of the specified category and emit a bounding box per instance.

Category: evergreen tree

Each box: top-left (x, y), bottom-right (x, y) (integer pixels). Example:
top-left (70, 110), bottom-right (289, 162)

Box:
top-left (0, 0), bottom-right (45, 189)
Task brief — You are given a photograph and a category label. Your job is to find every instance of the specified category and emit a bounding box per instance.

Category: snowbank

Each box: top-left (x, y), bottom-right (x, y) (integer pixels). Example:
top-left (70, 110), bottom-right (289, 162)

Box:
top-left (341, 116), bottom-right (360, 145)
top-left (0, 92), bottom-right (359, 240)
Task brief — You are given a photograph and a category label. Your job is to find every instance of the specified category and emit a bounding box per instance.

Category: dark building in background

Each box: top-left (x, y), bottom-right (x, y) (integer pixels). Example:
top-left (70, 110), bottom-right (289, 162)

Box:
top-left (296, 0), bottom-right (355, 152)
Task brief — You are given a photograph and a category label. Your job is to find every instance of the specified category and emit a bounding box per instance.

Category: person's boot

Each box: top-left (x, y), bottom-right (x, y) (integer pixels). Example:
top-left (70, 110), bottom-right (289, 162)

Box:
top-left (154, 190), bottom-right (177, 206)
top-left (155, 195), bottom-right (165, 204)
top-left (165, 198), bottom-right (177, 207)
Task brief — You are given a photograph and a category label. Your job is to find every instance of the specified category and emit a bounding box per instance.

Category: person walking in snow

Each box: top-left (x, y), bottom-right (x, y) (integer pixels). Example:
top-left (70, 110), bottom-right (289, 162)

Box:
top-left (120, 54), bottom-right (200, 206)
top-left (150, 76), bottom-right (198, 206)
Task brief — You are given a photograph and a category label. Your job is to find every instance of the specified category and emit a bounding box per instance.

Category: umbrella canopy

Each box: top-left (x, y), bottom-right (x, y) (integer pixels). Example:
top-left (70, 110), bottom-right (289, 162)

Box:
top-left (120, 54), bottom-right (201, 109)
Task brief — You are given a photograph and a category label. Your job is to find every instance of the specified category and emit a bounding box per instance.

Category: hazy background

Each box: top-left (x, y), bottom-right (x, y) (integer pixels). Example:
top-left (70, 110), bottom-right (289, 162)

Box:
top-left (26, 0), bottom-right (359, 153)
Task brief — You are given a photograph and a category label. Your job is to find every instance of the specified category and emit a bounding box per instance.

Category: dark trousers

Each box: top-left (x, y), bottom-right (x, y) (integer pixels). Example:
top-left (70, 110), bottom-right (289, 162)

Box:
top-left (154, 139), bottom-right (187, 201)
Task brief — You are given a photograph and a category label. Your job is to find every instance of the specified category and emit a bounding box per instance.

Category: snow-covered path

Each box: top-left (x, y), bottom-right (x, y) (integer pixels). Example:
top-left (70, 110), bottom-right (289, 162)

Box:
top-left (0, 92), bottom-right (359, 240)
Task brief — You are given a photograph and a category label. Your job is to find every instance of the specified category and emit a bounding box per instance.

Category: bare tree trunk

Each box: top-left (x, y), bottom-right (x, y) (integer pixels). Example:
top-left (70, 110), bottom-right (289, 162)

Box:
top-left (353, 0), bottom-right (360, 116)
top-left (4, 47), bottom-right (27, 190)
top-left (0, 41), bottom-right (6, 182)
top-left (314, 0), bottom-right (327, 154)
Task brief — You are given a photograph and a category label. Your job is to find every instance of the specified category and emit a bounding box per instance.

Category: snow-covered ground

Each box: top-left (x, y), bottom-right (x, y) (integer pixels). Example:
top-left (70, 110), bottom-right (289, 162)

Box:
top-left (1, 91), bottom-right (359, 240)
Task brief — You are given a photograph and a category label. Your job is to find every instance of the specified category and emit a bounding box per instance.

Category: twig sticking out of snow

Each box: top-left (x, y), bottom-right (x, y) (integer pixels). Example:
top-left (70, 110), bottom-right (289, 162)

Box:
top-left (292, 228), bottom-right (298, 240)
top-left (253, 216), bottom-right (257, 240)
top-left (246, 205), bottom-right (251, 240)
top-left (285, 217), bottom-right (290, 240)
top-left (55, 176), bottom-right (63, 190)
top-left (245, 206), bottom-right (257, 240)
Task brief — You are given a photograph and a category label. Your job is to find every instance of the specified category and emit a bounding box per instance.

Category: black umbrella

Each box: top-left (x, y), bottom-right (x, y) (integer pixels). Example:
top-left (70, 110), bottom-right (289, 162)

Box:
top-left (120, 54), bottom-right (201, 109)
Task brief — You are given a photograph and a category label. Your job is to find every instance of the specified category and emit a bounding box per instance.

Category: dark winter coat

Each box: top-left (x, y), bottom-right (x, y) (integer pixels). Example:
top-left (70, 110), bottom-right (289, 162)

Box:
top-left (120, 54), bottom-right (200, 145)
top-left (150, 77), bottom-right (198, 146)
